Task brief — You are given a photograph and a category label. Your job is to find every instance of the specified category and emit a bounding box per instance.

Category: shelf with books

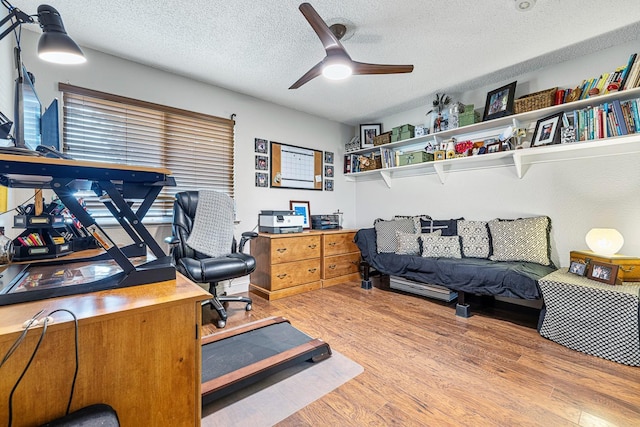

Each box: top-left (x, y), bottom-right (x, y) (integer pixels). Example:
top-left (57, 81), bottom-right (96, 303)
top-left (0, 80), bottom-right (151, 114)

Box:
top-left (344, 86), bottom-right (640, 187)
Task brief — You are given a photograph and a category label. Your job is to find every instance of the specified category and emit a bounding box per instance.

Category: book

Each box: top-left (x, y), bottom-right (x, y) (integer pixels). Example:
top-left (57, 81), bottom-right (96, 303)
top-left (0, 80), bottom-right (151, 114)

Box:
top-left (611, 100), bottom-right (629, 135)
top-left (619, 53), bottom-right (637, 90)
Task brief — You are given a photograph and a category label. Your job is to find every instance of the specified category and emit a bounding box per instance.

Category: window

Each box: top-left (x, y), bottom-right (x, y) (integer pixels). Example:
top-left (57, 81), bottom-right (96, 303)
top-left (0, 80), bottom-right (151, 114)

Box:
top-left (58, 83), bottom-right (234, 223)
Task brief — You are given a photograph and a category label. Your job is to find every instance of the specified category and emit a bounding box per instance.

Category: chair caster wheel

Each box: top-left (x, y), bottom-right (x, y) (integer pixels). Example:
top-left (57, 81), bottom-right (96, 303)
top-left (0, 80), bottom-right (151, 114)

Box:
top-left (245, 303), bottom-right (252, 311)
top-left (216, 319), bottom-right (226, 328)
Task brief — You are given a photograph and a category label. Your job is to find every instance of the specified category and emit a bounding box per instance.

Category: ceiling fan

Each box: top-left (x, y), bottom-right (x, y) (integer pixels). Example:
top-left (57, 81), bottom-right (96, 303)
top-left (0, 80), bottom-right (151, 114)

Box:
top-left (289, 3), bottom-right (414, 89)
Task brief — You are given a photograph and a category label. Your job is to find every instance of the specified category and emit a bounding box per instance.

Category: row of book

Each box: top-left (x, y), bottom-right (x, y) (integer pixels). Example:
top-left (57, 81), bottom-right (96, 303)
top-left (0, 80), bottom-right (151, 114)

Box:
top-left (16, 233), bottom-right (47, 247)
top-left (555, 52), bottom-right (640, 104)
top-left (568, 98), bottom-right (640, 142)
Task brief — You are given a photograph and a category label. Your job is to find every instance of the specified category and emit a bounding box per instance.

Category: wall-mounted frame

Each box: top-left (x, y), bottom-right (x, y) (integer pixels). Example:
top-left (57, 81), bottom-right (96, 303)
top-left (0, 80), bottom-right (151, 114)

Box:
top-left (270, 141), bottom-right (323, 190)
top-left (531, 112), bottom-right (563, 147)
top-left (255, 172), bottom-right (268, 187)
top-left (255, 138), bottom-right (268, 154)
top-left (255, 155), bottom-right (268, 170)
top-left (587, 261), bottom-right (619, 285)
top-left (482, 81), bottom-right (517, 121)
top-left (324, 151), bottom-right (334, 164)
top-left (289, 200), bottom-right (311, 229)
top-left (360, 123), bottom-right (381, 149)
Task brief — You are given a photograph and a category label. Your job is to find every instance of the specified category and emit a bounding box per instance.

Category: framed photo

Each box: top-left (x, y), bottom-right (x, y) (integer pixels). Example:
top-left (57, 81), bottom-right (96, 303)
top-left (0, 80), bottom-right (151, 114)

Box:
top-left (324, 165), bottom-right (334, 178)
top-left (289, 200), bottom-right (311, 229)
top-left (360, 123), bottom-right (382, 149)
top-left (255, 172), bottom-right (268, 187)
top-left (482, 81), bottom-right (517, 121)
top-left (486, 142), bottom-right (501, 154)
top-left (587, 261), bottom-right (619, 285)
top-left (531, 112), bottom-right (563, 147)
top-left (568, 261), bottom-right (587, 276)
top-left (255, 155), bottom-right (268, 170)
top-left (255, 138), bottom-right (268, 154)
top-left (324, 151), bottom-right (334, 164)
top-left (324, 179), bottom-right (334, 191)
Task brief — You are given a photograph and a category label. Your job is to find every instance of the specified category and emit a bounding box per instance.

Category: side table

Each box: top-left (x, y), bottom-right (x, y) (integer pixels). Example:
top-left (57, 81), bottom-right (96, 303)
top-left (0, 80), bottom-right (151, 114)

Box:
top-left (538, 268), bottom-right (640, 366)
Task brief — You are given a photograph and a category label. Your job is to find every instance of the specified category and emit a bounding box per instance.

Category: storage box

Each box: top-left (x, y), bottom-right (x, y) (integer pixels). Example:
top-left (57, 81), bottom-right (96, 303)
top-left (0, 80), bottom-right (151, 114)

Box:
top-left (399, 130), bottom-right (415, 140)
top-left (391, 133), bottom-right (400, 143)
top-left (458, 105), bottom-right (479, 127)
top-left (359, 154), bottom-right (382, 171)
top-left (400, 124), bottom-right (415, 133)
top-left (398, 151), bottom-right (432, 166)
top-left (373, 131), bottom-right (391, 146)
top-left (570, 250), bottom-right (640, 282)
top-left (514, 88), bottom-right (557, 114)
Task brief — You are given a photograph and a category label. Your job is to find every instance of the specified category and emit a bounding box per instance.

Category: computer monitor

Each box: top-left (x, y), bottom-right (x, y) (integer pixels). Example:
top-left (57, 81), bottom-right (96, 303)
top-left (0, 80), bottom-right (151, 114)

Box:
top-left (14, 65), bottom-right (42, 151)
top-left (41, 98), bottom-right (60, 151)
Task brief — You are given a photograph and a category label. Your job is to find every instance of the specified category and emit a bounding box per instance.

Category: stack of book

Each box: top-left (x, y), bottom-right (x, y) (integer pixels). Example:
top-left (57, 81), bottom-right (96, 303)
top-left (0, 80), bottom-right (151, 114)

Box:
top-left (568, 98), bottom-right (640, 141)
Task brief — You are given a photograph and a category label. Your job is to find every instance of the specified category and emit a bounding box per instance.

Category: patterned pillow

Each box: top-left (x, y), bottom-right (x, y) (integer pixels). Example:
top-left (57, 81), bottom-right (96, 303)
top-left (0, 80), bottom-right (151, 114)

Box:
top-left (420, 235), bottom-right (462, 259)
top-left (420, 218), bottom-right (463, 236)
top-left (488, 216), bottom-right (552, 266)
top-left (374, 218), bottom-right (415, 253)
top-left (394, 214), bottom-right (432, 233)
top-left (458, 220), bottom-right (491, 258)
top-left (395, 230), bottom-right (442, 255)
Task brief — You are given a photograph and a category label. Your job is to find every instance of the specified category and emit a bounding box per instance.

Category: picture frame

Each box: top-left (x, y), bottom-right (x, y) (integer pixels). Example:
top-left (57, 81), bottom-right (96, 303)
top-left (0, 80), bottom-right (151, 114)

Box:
top-left (568, 261), bottom-right (587, 276)
top-left (324, 179), bottom-right (334, 191)
top-left (289, 200), bottom-right (311, 230)
top-left (255, 138), bottom-right (268, 154)
top-left (587, 261), bottom-right (619, 285)
top-left (324, 151), bottom-right (334, 164)
top-left (482, 81), bottom-right (517, 121)
top-left (531, 112), bottom-right (563, 147)
top-left (255, 155), bottom-right (268, 170)
top-left (485, 142), bottom-right (501, 154)
top-left (324, 165), bottom-right (334, 178)
top-left (360, 123), bottom-right (382, 149)
top-left (255, 172), bottom-right (268, 187)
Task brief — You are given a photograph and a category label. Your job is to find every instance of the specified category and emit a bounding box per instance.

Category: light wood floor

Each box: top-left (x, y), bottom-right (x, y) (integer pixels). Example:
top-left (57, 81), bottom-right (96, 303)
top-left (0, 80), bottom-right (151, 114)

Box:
top-left (202, 282), bottom-right (640, 427)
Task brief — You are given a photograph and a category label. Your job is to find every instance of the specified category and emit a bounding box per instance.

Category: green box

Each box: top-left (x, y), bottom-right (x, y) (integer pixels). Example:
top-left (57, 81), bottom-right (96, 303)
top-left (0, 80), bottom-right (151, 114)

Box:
top-left (391, 126), bottom-right (401, 135)
top-left (398, 151), bottom-right (432, 166)
top-left (458, 105), bottom-right (479, 127)
top-left (391, 133), bottom-right (400, 142)
top-left (400, 130), bottom-right (415, 140)
top-left (400, 124), bottom-right (415, 133)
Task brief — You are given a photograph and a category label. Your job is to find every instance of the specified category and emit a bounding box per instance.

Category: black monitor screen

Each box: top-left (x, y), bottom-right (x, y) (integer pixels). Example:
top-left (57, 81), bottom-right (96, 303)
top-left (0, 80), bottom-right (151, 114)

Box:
top-left (14, 66), bottom-right (42, 151)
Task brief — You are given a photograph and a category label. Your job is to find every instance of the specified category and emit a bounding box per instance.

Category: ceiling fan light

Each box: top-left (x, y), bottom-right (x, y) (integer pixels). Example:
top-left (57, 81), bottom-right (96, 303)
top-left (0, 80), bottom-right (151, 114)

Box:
top-left (322, 63), bottom-right (352, 80)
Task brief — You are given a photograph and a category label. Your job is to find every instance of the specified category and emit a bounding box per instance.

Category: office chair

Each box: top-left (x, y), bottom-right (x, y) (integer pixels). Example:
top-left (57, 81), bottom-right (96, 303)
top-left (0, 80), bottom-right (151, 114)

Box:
top-left (167, 191), bottom-right (257, 328)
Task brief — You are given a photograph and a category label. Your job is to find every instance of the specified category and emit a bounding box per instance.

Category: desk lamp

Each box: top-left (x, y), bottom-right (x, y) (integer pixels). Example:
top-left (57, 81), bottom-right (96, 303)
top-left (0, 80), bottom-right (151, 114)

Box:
top-left (0, 2), bottom-right (85, 64)
top-left (585, 228), bottom-right (624, 257)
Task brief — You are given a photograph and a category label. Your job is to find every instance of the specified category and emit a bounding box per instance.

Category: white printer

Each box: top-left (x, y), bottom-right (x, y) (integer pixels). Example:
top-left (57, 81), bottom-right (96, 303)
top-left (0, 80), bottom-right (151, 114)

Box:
top-left (258, 210), bottom-right (305, 233)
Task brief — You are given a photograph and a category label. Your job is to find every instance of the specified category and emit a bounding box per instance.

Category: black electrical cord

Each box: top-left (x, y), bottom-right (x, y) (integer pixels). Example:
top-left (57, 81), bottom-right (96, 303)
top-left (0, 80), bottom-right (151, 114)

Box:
top-left (4, 309), bottom-right (79, 427)
top-left (0, 309), bottom-right (44, 368)
top-left (0, 192), bottom-right (37, 217)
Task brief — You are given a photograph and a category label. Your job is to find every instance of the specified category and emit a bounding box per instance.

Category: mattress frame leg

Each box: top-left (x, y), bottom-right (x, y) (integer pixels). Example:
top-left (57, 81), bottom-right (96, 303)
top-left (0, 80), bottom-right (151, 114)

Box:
top-left (360, 261), bottom-right (372, 289)
top-left (455, 291), bottom-right (471, 317)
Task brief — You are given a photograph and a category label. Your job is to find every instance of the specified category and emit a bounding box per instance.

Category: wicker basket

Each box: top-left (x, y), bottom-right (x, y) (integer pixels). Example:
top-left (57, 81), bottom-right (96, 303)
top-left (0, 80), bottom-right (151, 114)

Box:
top-left (359, 155), bottom-right (382, 171)
top-left (373, 131), bottom-right (391, 146)
top-left (514, 87), bottom-right (557, 114)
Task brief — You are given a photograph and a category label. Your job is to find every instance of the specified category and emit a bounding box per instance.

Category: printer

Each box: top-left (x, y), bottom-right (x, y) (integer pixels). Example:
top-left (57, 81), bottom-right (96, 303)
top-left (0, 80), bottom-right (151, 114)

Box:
top-left (258, 210), bottom-right (305, 233)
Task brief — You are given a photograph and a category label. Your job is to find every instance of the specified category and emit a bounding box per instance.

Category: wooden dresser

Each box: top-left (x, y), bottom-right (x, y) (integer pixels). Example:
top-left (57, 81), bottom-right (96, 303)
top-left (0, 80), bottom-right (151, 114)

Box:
top-left (250, 229), bottom-right (361, 300)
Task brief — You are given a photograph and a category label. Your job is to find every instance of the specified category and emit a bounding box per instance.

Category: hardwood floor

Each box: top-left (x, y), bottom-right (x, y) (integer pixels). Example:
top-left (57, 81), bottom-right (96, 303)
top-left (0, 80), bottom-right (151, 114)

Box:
top-left (202, 282), bottom-right (640, 427)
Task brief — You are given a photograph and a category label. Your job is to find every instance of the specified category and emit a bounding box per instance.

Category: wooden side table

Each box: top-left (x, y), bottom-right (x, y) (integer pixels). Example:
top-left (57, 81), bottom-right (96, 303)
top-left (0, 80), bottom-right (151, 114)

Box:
top-left (538, 268), bottom-right (640, 366)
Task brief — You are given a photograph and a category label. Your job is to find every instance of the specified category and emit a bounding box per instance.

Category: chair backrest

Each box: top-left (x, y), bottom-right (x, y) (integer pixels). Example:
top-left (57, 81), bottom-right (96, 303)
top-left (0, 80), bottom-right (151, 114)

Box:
top-left (170, 191), bottom-right (236, 262)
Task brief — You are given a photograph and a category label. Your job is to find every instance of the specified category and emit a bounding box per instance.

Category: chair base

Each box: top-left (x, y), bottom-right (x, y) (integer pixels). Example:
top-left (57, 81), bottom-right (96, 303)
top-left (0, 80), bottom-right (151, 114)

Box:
top-left (202, 292), bottom-right (252, 328)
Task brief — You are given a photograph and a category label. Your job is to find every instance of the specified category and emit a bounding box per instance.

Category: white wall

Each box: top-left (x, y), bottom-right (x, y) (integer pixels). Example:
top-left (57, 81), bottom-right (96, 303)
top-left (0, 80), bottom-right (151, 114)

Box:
top-left (359, 39), bottom-right (640, 267)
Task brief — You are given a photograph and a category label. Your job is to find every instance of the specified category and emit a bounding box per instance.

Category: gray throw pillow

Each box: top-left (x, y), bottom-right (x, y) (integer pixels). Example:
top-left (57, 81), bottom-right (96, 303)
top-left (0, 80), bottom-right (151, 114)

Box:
top-left (394, 215), bottom-right (432, 233)
top-left (420, 235), bottom-right (462, 259)
top-left (375, 218), bottom-right (415, 253)
top-left (488, 216), bottom-right (552, 266)
top-left (458, 220), bottom-right (491, 258)
top-left (395, 229), bottom-right (442, 255)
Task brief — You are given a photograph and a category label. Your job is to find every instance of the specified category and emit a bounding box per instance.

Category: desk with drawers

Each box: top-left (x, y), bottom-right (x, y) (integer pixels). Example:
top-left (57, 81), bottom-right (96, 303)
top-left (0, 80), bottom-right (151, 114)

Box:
top-left (249, 229), bottom-right (360, 300)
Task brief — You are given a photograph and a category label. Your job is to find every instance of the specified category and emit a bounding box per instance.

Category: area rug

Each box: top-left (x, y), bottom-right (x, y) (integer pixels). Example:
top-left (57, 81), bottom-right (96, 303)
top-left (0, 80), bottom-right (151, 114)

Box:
top-left (201, 350), bottom-right (363, 426)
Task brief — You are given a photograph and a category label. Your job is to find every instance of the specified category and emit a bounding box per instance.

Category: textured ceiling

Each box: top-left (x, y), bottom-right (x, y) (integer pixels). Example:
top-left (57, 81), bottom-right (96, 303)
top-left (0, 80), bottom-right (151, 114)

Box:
top-left (11, 0), bottom-right (640, 125)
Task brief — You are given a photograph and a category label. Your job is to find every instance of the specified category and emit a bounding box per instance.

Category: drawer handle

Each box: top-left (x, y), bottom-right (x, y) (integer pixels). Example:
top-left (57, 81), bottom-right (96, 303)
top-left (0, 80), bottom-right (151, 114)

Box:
top-left (329, 264), bottom-right (337, 270)
top-left (276, 273), bottom-right (287, 279)
top-left (328, 242), bottom-right (337, 246)
top-left (308, 268), bottom-right (317, 273)
top-left (308, 244), bottom-right (317, 249)
top-left (277, 248), bottom-right (287, 253)
top-left (620, 266), bottom-right (635, 273)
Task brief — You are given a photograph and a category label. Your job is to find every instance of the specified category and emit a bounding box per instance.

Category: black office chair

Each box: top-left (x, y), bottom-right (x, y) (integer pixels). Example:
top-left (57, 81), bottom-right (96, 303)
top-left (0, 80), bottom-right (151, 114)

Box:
top-left (167, 191), bottom-right (257, 328)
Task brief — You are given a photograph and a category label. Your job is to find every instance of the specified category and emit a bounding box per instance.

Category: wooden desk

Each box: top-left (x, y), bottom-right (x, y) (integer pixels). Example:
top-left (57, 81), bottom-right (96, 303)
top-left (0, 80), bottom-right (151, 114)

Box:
top-left (0, 273), bottom-right (210, 426)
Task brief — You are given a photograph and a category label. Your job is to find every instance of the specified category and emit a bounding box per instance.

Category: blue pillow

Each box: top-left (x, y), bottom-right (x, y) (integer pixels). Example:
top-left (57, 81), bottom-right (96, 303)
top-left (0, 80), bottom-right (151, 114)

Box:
top-left (420, 218), bottom-right (463, 236)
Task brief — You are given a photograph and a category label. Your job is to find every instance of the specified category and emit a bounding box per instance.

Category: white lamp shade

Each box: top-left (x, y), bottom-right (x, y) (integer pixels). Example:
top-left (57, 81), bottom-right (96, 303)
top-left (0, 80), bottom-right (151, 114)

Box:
top-left (585, 228), bottom-right (624, 257)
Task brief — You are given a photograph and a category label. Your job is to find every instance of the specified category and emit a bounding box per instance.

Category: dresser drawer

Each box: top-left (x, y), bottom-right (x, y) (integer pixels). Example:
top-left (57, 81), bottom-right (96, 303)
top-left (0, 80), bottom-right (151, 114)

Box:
top-left (270, 259), bottom-right (321, 290)
top-left (270, 235), bottom-right (321, 264)
top-left (323, 232), bottom-right (358, 257)
top-left (323, 252), bottom-right (361, 279)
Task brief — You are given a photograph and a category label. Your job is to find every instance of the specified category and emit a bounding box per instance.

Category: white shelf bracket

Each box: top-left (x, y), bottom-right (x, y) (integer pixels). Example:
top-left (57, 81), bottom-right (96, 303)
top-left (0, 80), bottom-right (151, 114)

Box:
top-left (513, 151), bottom-right (527, 178)
top-left (380, 170), bottom-right (392, 188)
top-left (433, 162), bottom-right (447, 184)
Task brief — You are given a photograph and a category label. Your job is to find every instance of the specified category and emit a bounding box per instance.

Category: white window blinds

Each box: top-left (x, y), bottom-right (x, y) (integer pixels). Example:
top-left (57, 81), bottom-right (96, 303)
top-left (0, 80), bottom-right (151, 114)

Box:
top-left (59, 83), bottom-right (235, 222)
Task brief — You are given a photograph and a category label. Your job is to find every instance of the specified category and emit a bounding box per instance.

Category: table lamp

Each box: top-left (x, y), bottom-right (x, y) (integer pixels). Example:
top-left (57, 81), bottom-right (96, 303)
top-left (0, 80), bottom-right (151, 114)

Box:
top-left (585, 228), bottom-right (624, 257)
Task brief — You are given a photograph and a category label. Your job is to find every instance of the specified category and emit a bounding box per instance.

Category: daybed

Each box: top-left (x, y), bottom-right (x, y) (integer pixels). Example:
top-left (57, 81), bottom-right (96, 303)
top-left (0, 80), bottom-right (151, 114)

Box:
top-left (354, 215), bottom-right (557, 317)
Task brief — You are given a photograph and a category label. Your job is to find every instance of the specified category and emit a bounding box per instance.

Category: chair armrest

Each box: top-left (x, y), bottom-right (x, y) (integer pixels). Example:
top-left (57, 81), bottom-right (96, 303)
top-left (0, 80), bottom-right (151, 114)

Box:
top-left (164, 236), bottom-right (180, 245)
top-left (238, 231), bottom-right (258, 253)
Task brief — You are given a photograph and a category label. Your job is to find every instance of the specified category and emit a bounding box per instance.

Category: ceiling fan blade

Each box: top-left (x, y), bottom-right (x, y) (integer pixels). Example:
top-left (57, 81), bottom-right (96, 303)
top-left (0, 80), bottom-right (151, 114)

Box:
top-left (299, 3), bottom-right (344, 53)
top-left (289, 61), bottom-right (324, 89)
top-left (352, 61), bottom-right (414, 75)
